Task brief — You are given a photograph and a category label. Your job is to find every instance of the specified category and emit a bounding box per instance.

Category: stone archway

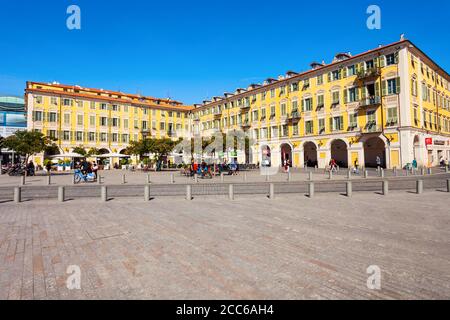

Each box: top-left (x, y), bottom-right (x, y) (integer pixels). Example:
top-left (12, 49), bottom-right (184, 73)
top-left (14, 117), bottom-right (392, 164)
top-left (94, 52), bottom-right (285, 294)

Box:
top-left (331, 139), bottom-right (348, 168)
top-left (364, 137), bottom-right (386, 168)
top-left (261, 145), bottom-right (271, 167)
top-left (303, 142), bottom-right (318, 168)
top-left (280, 144), bottom-right (293, 167)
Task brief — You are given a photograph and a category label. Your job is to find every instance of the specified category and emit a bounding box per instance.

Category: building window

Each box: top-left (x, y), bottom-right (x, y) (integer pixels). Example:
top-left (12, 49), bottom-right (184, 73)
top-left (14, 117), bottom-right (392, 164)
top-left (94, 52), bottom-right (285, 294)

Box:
top-left (33, 111), bottom-right (43, 122)
top-left (303, 98), bottom-right (313, 111)
top-left (100, 133), bottom-right (107, 142)
top-left (63, 131), bottom-right (70, 141)
top-left (35, 96), bottom-right (43, 104)
top-left (291, 82), bottom-right (299, 92)
top-left (88, 132), bottom-right (96, 142)
top-left (317, 74), bottom-right (323, 85)
top-left (112, 104), bottom-right (119, 112)
top-left (112, 133), bottom-right (118, 143)
top-left (331, 116), bottom-right (344, 132)
top-left (385, 78), bottom-right (400, 95)
top-left (51, 97), bottom-right (58, 105)
top-left (349, 113), bottom-right (358, 129)
top-left (160, 122), bottom-right (165, 130)
top-left (63, 99), bottom-right (72, 106)
top-left (90, 101), bottom-right (96, 109)
top-left (47, 130), bottom-right (57, 139)
top-left (100, 103), bottom-right (107, 110)
top-left (332, 91), bottom-right (340, 105)
top-left (292, 124), bottom-right (299, 136)
top-left (112, 118), bottom-right (119, 127)
top-left (387, 107), bottom-right (398, 126)
top-left (76, 131), bottom-right (83, 141)
top-left (347, 65), bottom-right (356, 76)
top-left (281, 103), bottom-right (287, 116)
top-left (317, 95), bottom-right (324, 109)
top-left (89, 116), bottom-right (95, 127)
top-left (348, 87), bottom-right (359, 103)
top-left (77, 101), bottom-right (83, 108)
top-left (64, 114), bottom-right (71, 125)
top-left (122, 134), bottom-right (129, 143)
top-left (48, 112), bottom-right (57, 122)
top-left (100, 117), bottom-right (107, 126)
top-left (386, 53), bottom-right (397, 66)
top-left (318, 119), bottom-right (325, 134)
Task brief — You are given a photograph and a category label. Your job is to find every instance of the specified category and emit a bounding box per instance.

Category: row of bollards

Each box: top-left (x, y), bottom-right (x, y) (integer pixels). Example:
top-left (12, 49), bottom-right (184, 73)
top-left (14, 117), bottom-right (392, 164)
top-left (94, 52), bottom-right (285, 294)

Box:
top-left (10, 179), bottom-right (450, 203)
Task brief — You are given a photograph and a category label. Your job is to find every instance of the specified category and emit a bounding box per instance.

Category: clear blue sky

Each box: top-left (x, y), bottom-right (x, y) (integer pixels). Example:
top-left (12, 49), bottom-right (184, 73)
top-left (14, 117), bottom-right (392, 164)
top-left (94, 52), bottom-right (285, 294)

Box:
top-left (0, 0), bottom-right (449, 104)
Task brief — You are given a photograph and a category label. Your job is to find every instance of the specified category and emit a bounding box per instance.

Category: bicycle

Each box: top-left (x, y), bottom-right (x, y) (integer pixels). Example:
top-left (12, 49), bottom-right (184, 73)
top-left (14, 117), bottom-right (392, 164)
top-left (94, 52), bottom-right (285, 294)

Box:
top-left (74, 169), bottom-right (96, 184)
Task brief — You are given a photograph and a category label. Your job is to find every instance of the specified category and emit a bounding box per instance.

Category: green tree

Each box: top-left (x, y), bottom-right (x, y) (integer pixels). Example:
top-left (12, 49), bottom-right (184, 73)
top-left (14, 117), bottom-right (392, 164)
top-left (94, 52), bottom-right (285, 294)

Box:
top-left (3, 130), bottom-right (54, 164)
top-left (149, 138), bottom-right (178, 161)
top-left (87, 148), bottom-right (100, 157)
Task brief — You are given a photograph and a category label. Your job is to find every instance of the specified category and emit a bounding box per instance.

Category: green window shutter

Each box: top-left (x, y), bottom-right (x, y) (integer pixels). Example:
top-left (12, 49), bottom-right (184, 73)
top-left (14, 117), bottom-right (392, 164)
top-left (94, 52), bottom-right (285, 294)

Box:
top-left (355, 63), bottom-right (360, 73)
top-left (343, 89), bottom-right (348, 103)
top-left (327, 72), bottom-right (331, 82)
top-left (394, 52), bottom-right (399, 64)
top-left (396, 77), bottom-right (401, 94)
top-left (379, 56), bottom-right (385, 68)
top-left (375, 82), bottom-right (381, 97)
top-left (356, 88), bottom-right (360, 101)
top-left (310, 97), bottom-right (314, 109)
top-left (339, 116), bottom-right (344, 130)
top-left (301, 99), bottom-right (305, 111)
top-left (381, 81), bottom-right (387, 96)
top-left (338, 69), bottom-right (342, 79)
top-left (343, 67), bottom-right (347, 78)
top-left (374, 57), bottom-right (379, 68)
top-left (32, 111), bottom-right (36, 121)
top-left (360, 62), bottom-right (365, 71)
top-left (329, 117), bottom-right (333, 131)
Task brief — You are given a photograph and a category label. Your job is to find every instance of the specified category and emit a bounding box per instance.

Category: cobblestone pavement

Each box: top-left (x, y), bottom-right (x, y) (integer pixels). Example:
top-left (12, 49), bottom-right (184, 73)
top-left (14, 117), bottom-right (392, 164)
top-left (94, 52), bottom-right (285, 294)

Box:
top-left (0, 191), bottom-right (449, 300)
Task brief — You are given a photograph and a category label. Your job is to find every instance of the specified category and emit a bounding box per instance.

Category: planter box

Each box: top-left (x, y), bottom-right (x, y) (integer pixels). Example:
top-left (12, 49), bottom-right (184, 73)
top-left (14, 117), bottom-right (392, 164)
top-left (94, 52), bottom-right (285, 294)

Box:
top-left (64, 166), bottom-right (71, 171)
top-left (57, 166), bottom-right (64, 172)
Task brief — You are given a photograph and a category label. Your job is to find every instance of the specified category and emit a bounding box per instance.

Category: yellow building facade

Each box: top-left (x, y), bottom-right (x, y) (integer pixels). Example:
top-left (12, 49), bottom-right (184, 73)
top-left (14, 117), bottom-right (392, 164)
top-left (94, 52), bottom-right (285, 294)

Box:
top-left (25, 38), bottom-right (450, 169)
top-left (25, 82), bottom-right (192, 165)
top-left (192, 38), bottom-right (450, 169)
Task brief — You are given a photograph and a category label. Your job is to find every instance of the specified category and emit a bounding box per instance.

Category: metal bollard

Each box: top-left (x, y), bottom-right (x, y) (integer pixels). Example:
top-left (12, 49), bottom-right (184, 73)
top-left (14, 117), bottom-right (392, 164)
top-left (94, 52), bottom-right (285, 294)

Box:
top-left (144, 185), bottom-right (150, 201)
top-left (14, 187), bottom-right (21, 203)
top-left (228, 184), bottom-right (234, 201)
top-left (122, 174), bottom-right (126, 184)
top-left (446, 166), bottom-right (449, 173)
top-left (308, 182), bottom-right (315, 198)
top-left (380, 168), bottom-right (385, 178)
top-left (147, 173), bottom-right (151, 184)
top-left (170, 173), bottom-right (175, 184)
top-left (186, 185), bottom-right (192, 200)
top-left (447, 179), bottom-right (450, 193)
top-left (58, 186), bottom-right (65, 202)
top-left (269, 183), bottom-right (275, 200)
top-left (47, 174), bottom-right (51, 185)
top-left (101, 186), bottom-right (108, 202)
top-left (364, 170), bottom-right (369, 179)
top-left (416, 180), bottom-right (423, 194)
top-left (308, 171), bottom-right (313, 181)
top-left (0, 160), bottom-right (2, 175)
top-left (220, 173), bottom-right (224, 183)
top-left (347, 170), bottom-right (352, 180)
top-left (382, 180), bottom-right (389, 196)
top-left (21, 175), bottom-right (26, 186)
top-left (346, 181), bottom-right (352, 197)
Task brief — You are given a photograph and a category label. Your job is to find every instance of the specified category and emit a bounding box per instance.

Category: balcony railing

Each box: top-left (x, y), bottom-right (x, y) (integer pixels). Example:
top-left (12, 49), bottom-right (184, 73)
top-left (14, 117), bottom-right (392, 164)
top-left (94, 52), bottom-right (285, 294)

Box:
top-left (357, 68), bottom-right (381, 80)
top-left (362, 122), bottom-right (382, 133)
top-left (289, 110), bottom-right (301, 120)
top-left (360, 96), bottom-right (381, 108)
top-left (240, 103), bottom-right (251, 109)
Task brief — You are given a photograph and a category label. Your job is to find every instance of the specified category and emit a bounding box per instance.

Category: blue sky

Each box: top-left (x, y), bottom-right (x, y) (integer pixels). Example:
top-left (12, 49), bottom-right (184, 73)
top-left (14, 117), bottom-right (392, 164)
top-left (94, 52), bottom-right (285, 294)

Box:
top-left (0, 0), bottom-right (449, 104)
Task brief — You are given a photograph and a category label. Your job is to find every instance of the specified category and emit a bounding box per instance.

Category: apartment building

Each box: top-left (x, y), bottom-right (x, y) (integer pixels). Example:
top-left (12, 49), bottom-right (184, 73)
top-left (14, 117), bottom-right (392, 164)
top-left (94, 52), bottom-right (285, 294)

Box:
top-left (25, 82), bottom-right (192, 166)
top-left (192, 38), bottom-right (450, 169)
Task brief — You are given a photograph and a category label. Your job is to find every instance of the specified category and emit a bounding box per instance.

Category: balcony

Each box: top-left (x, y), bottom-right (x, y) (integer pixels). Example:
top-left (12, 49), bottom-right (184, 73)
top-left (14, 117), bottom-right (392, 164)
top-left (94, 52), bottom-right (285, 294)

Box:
top-left (241, 120), bottom-right (251, 129)
top-left (288, 110), bottom-right (301, 122)
top-left (240, 102), bottom-right (251, 110)
top-left (362, 122), bottom-right (382, 134)
top-left (359, 96), bottom-right (381, 108)
top-left (356, 68), bottom-right (381, 80)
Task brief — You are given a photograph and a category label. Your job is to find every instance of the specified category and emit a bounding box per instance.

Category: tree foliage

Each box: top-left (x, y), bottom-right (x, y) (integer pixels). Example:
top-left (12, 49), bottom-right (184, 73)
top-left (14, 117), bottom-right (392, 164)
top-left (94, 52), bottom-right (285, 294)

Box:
top-left (72, 146), bottom-right (87, 156)
top-left (124, 138), bottom-right (179, 160)
top-left (3, 130), bottom-right (54, 163)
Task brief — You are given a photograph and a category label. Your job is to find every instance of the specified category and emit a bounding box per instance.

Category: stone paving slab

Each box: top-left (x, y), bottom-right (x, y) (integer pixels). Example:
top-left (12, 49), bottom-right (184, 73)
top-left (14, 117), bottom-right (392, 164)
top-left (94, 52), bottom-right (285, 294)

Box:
top-left (0, 191), bottom-right (449, 300)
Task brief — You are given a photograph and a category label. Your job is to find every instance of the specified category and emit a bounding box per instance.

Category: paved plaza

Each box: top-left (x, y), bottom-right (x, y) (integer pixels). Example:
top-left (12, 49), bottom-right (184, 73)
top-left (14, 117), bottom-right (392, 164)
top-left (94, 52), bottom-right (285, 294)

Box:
top-left (0, 191), bottom-right (449, 300)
